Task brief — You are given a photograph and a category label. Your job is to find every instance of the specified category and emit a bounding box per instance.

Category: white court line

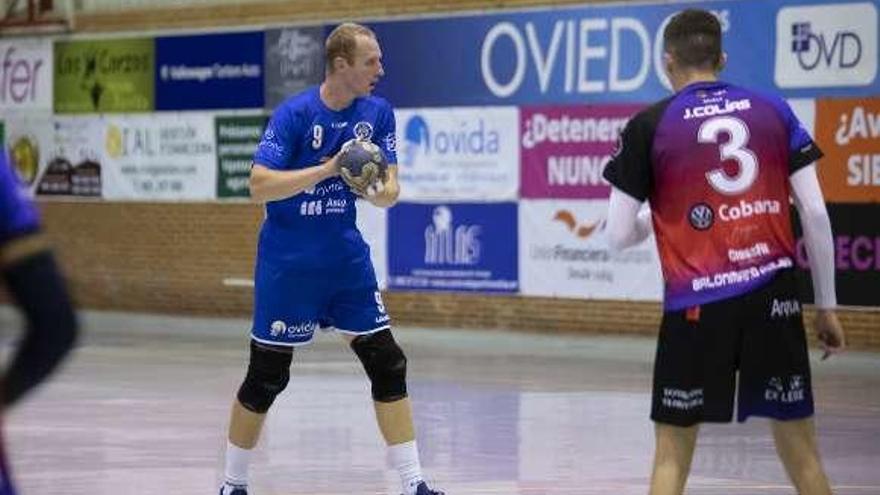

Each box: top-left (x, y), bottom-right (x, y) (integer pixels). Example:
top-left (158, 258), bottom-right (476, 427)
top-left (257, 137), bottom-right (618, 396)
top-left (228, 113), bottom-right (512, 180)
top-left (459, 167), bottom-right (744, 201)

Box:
top-left (223, 277), bottom-right (255, 288)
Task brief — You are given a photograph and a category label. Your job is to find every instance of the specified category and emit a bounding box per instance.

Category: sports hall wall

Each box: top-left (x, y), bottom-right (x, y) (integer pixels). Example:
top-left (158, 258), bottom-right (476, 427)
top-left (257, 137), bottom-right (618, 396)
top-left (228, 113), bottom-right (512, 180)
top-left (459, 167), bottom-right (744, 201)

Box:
top-left (2, 0), bottom-right (880, 349)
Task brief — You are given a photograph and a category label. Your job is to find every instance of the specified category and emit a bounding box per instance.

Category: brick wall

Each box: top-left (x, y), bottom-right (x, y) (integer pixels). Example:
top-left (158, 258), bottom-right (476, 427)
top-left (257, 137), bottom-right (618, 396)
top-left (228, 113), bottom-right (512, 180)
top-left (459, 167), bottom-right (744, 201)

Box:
top-left (74, 0), bottom-right (604, 32)
top-left (39, 201), bottom-right (880, 350)
top-left (41, 202), bottom-right (260, 316)
top-left (24, 0), bottom-right (878, 351)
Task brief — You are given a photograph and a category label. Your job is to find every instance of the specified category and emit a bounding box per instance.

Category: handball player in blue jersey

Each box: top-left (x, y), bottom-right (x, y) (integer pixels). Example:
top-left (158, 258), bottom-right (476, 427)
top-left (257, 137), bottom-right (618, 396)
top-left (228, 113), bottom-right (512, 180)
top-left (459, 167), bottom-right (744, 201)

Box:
top-left (218, 23), bottom-right (443, 495)
top-left (604, 9), bottom-right (845, 495)
top-left (0, 152), bottom-right (78, 495)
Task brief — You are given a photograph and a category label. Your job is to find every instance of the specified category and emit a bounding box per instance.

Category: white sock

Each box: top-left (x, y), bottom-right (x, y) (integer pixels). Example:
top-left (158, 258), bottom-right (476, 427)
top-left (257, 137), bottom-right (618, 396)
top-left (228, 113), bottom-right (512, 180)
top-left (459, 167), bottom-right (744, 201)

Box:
top-left (389, 440), bottom-right (424, 495)
top-left (224, 441), bottom-right (252, 488)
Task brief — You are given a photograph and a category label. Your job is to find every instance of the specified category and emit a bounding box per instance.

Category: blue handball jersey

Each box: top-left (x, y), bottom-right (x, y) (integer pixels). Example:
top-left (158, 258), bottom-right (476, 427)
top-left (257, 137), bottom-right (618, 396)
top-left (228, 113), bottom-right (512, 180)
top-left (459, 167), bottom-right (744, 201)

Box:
top-left (253, 86), bottom-right (397, 268)
top-left (0, 152), bottom-right (39, 246)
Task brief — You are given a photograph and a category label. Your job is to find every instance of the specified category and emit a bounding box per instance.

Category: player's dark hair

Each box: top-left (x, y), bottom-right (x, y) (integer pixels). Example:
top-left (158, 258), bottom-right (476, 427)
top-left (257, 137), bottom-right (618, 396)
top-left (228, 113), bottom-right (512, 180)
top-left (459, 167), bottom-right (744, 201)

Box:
top-left (325, 23), bottom-right (376, 72)
top-left (663, 9), bottom-right (723, 71)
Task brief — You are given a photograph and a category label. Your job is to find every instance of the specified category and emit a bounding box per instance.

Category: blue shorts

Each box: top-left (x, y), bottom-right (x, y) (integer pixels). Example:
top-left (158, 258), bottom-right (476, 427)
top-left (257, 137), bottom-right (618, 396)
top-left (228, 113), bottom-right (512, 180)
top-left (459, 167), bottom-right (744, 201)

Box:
top-left (0, 441), bottom-right (16, 495)
top-left (251, 256), bottom-right (391, 346)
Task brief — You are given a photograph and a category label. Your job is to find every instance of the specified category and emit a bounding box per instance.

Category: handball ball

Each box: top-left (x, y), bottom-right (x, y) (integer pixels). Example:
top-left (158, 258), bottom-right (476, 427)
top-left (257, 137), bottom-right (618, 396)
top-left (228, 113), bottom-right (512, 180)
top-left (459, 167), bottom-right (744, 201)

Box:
top-left (338, 139), bottom-right (388, 181)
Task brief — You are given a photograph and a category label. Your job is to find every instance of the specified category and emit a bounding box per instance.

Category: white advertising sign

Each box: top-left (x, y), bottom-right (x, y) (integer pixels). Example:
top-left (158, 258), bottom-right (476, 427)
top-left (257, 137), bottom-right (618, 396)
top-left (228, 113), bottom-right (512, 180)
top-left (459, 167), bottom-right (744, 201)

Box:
top-left (394, 106), bottom-right (520, 201)
top-left (2, 110), bottom-right (53, 195)
top-left (102, 113), bottom-right (217, 200)
top-left (775, 3), bottom-right (878, 88)
top-left (519, 199), bottom-right (662, 300)
top-left (0, 38), bottom-right (52, 111)
top-left (787, 98), bottom-right (816, 135)
top-left (356, 200), bottom-right (388, 290)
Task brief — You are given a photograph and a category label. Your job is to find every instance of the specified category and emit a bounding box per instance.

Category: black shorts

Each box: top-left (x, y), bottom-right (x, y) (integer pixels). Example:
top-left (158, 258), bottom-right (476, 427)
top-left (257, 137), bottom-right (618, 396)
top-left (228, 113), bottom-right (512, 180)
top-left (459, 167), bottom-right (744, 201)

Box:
top-left (652, 270), bottom-right (814, 427)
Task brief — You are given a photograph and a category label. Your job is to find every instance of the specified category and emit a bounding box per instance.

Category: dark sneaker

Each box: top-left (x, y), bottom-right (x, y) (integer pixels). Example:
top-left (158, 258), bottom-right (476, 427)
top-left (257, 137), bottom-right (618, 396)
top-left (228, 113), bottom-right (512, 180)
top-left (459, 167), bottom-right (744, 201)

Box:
top-left (218, 483), bottom-right (247, 495)
top-left (413, 481), bottom-right (445, 495)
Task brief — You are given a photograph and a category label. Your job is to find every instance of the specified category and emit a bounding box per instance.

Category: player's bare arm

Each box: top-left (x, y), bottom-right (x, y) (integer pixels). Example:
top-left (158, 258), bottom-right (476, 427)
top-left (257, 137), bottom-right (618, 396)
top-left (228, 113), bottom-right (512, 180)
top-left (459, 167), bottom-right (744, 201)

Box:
top-left (789, 165), bottom-right (845, 359)
top-left (248, 158), bottom-right (340, 203)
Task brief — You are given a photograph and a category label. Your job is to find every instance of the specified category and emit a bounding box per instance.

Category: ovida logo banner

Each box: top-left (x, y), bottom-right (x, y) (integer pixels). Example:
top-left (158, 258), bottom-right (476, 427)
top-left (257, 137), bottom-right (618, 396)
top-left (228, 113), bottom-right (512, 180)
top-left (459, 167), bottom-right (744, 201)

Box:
top-left (395, 107), bottom-right (519, 201)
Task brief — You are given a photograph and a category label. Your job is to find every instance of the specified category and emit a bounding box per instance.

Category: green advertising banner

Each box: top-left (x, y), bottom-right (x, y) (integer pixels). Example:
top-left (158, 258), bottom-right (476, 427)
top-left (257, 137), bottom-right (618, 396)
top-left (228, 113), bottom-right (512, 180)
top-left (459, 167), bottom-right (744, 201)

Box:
top-left (54, 38), bottom-right (154, 113)
top-left (215, 115), bottom-right (266, 198)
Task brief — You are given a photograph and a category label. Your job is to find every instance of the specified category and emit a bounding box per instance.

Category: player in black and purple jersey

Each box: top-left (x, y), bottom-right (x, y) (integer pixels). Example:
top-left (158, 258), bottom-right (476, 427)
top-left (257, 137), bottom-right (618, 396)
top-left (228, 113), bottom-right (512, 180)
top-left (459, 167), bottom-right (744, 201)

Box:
top-left (604, 9), bottom-right (844, 495)
top-left (0, 151), bottom-right (78, 495)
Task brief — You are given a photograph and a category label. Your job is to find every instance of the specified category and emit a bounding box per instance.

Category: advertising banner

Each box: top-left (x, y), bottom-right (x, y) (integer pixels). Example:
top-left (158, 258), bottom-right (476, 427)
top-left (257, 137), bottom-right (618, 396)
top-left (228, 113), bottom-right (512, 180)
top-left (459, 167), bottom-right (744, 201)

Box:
top-left (155, 32), bottom-right (264, 110)
top-left (356, 200), bottom-right (388, 290)
top-left (774, 3), bottom-right (877, 90)
top-left (519, 199), bottom-right (662, 300)
top-left (788, 98), bottom-right (816, 135)
top-left (102, 113), bottom-right (216, 200)
top-left (520, 104), bottom-right (641, 199)
top-left (814, 97), bottom-right (880, 202)
top-left (388, 202), bottom-right (519, 293)
top-left (54, 38), bottom-right (154, 113)
top-left (395, 107), bottom-right (520, 201)
top-left (39, 117), bottom-right (103, 197)
top-left (2, 112), bottom-right (53, 194)
top-left (215, 114), bottom-right (267, 198)
top-left (264, 26), bottom-right (324, 110)
top-left (795, 204), bottom-right (880, 307)
top-left (371, 0), bottom-right (880, 107)
top-left (0, 38), bottom-right (52, 111)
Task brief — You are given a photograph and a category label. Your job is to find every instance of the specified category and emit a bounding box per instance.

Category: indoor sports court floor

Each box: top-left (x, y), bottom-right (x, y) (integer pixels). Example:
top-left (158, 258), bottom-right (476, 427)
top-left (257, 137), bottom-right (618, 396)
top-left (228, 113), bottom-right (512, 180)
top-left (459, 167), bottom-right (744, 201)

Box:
top-left (2, 309), bottom-right (878, 495)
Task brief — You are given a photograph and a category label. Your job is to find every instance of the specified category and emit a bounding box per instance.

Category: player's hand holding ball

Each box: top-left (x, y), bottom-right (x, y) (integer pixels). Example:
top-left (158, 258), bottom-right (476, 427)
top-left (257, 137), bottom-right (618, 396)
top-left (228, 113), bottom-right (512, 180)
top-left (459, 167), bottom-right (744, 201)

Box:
top-left (338, 138), bottom-right (388, 198)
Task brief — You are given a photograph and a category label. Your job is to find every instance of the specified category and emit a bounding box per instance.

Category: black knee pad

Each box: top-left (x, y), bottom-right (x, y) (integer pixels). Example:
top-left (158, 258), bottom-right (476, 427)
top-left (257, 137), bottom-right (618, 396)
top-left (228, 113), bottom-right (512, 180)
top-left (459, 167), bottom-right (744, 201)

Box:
top-left (236, 340), bottom-right (293, 413)
top-left (350, 330), bottom-right (407, 403)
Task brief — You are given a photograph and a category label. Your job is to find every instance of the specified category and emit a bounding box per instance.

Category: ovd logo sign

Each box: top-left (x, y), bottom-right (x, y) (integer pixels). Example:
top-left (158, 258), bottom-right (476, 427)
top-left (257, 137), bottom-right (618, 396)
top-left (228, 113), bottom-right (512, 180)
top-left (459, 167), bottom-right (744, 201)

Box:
top-left (774, 2), bottom-right (877, 88)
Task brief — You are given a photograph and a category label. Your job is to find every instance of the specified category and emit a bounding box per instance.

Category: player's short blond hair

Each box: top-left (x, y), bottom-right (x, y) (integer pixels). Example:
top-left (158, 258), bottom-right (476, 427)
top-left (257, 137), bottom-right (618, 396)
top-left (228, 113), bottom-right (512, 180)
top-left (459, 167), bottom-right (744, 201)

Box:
top-left (325, 23), bottom-right (376, 73)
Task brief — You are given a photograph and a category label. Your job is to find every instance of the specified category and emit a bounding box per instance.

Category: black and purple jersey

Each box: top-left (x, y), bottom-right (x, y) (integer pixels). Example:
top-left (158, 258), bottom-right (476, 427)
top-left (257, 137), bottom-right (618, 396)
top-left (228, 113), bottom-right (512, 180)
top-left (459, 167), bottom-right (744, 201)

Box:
top-left (0, 152), bottom-right (39, 247)
top-left (604, 81), bottom-right (822, 311)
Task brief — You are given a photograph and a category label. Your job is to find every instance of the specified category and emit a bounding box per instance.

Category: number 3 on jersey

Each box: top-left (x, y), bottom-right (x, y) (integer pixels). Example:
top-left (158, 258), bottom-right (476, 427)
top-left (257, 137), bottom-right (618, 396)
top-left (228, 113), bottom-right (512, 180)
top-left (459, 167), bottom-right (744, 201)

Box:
top-left (698, 116), bottom-right (758, 196)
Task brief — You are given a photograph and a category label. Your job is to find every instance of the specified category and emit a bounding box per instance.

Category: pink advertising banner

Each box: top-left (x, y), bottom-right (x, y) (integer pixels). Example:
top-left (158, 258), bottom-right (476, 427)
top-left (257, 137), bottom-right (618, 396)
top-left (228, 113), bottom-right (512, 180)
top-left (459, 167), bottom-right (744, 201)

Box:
top-left (520, 104), bottom-right (643, 199)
